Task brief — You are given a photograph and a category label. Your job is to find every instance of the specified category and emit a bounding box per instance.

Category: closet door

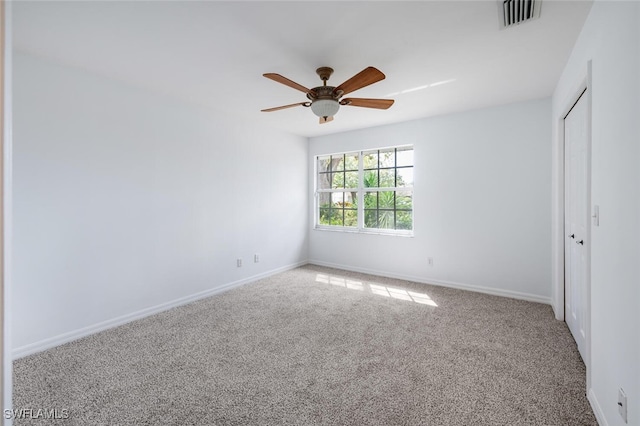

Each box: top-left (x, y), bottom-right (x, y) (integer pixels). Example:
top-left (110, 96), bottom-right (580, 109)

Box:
top-left (564, 89), bottom-right (588, 360)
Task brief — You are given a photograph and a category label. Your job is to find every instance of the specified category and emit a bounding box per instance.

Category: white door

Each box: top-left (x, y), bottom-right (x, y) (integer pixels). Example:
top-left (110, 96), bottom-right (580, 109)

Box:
top-left (564, 90), bottom-right (588, 360)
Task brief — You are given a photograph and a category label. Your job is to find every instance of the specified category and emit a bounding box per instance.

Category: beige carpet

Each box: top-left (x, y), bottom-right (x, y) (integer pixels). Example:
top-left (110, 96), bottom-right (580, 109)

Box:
top-left (13, 265), bottom-right (596, 425)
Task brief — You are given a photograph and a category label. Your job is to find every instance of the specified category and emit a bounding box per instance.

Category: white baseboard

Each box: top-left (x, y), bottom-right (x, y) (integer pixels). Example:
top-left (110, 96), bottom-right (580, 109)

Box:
top-left (307, 260), bottom-right (551, 305)
top-left (12, 261), bottom-right (307, 360)
top-left (14, 259), bottom-right (552, 359)
top-left (588, 388), bottom-right (608, 426)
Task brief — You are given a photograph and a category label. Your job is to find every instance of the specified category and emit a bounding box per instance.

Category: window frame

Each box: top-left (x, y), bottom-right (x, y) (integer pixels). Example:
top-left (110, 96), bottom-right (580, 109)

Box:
top-left (314, 145), bottom-right (414, 237)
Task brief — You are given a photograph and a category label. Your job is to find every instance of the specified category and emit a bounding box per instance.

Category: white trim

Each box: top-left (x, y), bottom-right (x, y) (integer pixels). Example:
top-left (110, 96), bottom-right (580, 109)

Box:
top-left (588, 388), bottom-right (608, 426)
top-left (308, 260), bottom-right (552, 305)
top-left (584, 61), bottom-right (593, 394)
top-left (313, 226), bottom-right (414, 238)
top-left (12, 261), bottom-right (307, 359)
top-left (2, 2), bottom-right (12, 423)
top-left (314, 143), bottom-right (413, 159)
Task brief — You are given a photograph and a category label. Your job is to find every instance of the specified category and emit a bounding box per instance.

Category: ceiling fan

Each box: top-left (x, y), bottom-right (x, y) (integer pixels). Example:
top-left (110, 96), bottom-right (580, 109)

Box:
top-left (261, 66), bottom-right (394, 124)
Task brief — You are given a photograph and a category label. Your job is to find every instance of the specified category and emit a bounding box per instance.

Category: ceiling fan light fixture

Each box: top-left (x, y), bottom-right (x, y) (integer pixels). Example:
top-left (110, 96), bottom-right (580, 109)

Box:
top-left (261, 66), bottom-right (393, 124)
top-left (311, 99), bottom-right (340, 118)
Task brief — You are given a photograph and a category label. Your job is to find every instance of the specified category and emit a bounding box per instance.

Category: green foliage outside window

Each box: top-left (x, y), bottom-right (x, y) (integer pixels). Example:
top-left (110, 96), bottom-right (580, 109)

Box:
top-left (317, 147), bottom-right (413, 232)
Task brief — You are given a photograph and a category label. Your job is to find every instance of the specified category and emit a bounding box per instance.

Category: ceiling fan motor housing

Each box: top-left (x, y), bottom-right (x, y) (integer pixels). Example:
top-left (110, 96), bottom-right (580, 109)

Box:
top-left (306, 86), bottom-right (342, 101)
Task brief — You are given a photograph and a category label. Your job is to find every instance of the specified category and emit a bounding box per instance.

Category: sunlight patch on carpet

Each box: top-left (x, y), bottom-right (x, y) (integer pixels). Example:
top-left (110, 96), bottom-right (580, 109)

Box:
top-left (315, 273), bottom-right (438, 307)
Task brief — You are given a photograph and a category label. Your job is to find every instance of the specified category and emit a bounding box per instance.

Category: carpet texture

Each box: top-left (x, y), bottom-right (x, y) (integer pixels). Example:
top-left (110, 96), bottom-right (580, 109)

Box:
top-left (14, 265), bottom-right (597, 425)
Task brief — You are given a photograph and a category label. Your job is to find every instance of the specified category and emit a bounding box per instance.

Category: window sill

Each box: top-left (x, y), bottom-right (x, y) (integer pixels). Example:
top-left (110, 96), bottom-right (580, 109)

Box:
top-left (313, 226), bottom-right (414, 238)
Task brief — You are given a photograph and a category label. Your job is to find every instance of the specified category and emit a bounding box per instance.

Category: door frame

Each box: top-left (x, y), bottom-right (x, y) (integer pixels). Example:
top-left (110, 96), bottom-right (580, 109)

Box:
top-left (552, 61), bottom-right (592, 390)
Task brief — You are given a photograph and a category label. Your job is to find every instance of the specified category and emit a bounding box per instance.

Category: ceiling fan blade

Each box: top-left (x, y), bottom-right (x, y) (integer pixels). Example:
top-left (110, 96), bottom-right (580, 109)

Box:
top-left (263, 73), bottom-right (311, 94)
top-left (261, 102), bottom-right (308, 112)
top-left (335, 67), bottom-right (386, 96)
top-left (319, 116), bottom-right (334, 124)
top-left (341, 98), bottom-right (394, 109)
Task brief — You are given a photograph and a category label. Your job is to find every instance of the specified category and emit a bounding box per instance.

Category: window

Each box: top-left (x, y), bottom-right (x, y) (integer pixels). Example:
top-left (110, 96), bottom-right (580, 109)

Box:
top-left (316, 146), bottom-right (413, 235)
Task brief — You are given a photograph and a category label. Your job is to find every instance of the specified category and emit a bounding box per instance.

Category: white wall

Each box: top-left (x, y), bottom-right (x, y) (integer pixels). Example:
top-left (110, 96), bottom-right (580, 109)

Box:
top-left (552, 2), bottom-right (640, 425)
top-left (2, 1), bottom-right (13, 421)
top-left (12, 52), bottom-right (308, 356)
top-left (309, 99), bottom-right (551, 303)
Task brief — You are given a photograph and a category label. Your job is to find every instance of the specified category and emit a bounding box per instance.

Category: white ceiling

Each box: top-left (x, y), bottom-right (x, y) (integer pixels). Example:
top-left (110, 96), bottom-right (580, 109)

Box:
top-left (13, 1), bottom-right (593, 138)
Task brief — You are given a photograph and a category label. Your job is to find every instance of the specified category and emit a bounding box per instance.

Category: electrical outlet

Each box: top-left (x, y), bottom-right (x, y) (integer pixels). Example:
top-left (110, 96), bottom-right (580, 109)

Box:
top-left (254, 254), bottom-right (260, 263)
top-left (237, 259), bottom-right (242, 268)
top-left (618, 388), bottom-right (627, 423)
top-left (427, 257), bottom-right (434, 266)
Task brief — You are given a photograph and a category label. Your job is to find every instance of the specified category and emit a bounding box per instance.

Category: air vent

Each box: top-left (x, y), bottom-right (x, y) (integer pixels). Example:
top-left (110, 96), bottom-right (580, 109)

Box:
top-left (498, 0), bottom-right (541, 29)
